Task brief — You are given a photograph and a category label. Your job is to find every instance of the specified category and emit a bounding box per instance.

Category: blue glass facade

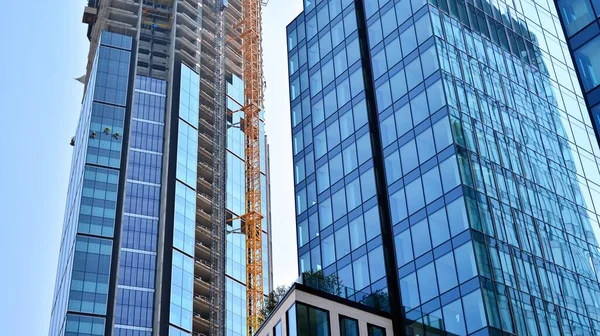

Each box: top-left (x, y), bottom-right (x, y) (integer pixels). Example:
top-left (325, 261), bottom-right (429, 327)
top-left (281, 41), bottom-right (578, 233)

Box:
top-left (113, 75), bottom-right (166, 336)
top-left (555, 0), bottom-right (600, 140)
top-left (52, 14), bottom-right (273, 335)
top-left (49, 31), bottom-right (132, 336)
top-left (224, 74), bottom-right (272, 336)
top-left (289, 0), bottom-right (600, 334)
top-left (168, 63), bottom-right (199, 335)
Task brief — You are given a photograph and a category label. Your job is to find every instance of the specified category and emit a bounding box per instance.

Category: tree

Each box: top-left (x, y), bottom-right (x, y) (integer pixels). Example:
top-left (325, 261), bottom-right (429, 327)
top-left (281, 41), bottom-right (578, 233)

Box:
top-left (260, 285), bottom-right (291, 322)
top-left (302, 270), bottom-right (343, 297)
top-left (360, 289), bottom-right (391, 313)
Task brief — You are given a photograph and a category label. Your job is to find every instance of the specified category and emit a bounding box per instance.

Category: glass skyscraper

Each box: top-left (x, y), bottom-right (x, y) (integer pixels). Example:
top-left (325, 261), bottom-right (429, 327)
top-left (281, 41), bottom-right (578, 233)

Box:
top-left (288, 0), bottom-right (600, 335)
top-left (48, 1), bottom-right (272, 336)
top-left (554, 0), bottom-right (600, 142)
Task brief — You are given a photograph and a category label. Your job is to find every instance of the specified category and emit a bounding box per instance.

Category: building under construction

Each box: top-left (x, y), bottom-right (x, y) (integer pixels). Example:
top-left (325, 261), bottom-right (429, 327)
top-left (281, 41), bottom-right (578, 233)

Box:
top-left (48, 1), bottom-right (272, 335)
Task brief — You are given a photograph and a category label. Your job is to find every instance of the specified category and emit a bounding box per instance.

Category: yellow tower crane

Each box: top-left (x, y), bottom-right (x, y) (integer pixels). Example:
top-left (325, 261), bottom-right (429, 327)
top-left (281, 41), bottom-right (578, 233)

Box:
top-left (240, 0), bottom-right (266, 335)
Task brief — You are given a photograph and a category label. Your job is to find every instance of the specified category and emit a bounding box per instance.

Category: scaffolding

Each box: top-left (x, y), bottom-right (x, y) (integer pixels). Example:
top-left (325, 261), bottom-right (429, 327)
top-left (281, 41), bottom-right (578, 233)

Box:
top-left (209, 1), bottom-right (227, 336)
top-left (240, 0), bottom-right (265, 334)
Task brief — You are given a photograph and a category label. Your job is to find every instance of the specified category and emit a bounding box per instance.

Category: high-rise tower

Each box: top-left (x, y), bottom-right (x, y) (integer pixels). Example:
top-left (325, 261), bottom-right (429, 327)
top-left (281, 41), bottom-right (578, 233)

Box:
top-left (49, 1), bottom-right (272, 336)
top-left (554, 0), bottom-right (600, 144)
top-left (288, 0), bottom-right (600, 335)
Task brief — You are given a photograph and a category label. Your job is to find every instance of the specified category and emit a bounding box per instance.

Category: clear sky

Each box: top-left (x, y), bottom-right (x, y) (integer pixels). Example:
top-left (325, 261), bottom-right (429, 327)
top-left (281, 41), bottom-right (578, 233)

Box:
top-left (0, 1), bottom-right (301, 334)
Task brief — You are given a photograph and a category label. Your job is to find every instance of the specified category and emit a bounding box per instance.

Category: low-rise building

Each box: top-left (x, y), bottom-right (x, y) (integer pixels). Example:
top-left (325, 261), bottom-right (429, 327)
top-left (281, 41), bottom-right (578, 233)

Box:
top-left (256, 282), bottom-right (393, 336)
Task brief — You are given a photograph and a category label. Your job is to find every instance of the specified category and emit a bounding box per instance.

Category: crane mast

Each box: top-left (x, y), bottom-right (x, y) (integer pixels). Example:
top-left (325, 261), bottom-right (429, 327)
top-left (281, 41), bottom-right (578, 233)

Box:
top-left (240, 0), bottom-right (264, 334)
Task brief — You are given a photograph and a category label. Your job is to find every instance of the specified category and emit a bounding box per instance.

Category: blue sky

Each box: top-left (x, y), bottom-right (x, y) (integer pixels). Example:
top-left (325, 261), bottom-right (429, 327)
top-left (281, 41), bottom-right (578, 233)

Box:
top-left (0, 1), bottom-right (301, 334)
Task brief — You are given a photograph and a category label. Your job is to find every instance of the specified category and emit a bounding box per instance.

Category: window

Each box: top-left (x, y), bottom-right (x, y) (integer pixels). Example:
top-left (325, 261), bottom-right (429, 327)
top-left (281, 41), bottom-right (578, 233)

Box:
top-left (384, 151), bottom-right (401, 184)
top-left (319, 197), bottom-right (333, 229)
top-left (339, 263), bottom-right (354, 289)
top-left (574, 36), bottom-right (600, 91)
top-left (308, 181), bottom-right (317, 208)
top-left (327, 121), bottom-right (341, 151)
top-left (307, 15), bottom-right (317, 40)
top-left (411, 218), bottom-right (431, 257)
top-left (417, 262), bottom-right (438, 303)
top-left (395, 229), bottom-right (413, 266)
top-left (69, 236), bottom-right (112, 315)
top-left (357, 133), bottom-right (372, 164)
top-left (376, 81), bottom-right (392, 113)
top-left (334, 48), bottom-right (348, 77)
top-left (381, 7), bottom-right (397, 37)
top-left (335, 225), bottom-right (351, 258)
top-left (320, 31), bottom-right (333, 57)
top-left (395, 103), bottom-right (412, 137)
top-left (293, 129), bottom-right (304, 155)
top-left (66, 315), bottom-right (105, 336)
top-left (368, 324), bottom-right (386, 336)
top-left (396, 0), bottom-right (412, 25)
top-left (440, 155), bottom-right (461, 193)
top-left (287, 304), bottom-right (298, 336)
top-left (436, 251), bottom-right (458, 293)
top-left (429, 206), bottom-right (450, 247)
top-left (405, 56), bottom-right (423, 90)
top-left (372, 49), bottom-right (388, 79)
top-left (349, 215), bottom-right (366, 250)
top-left (422, 167), bottom-right (442, 204)
top-left (368, 19), bottom-right (383, 48)
top-left (369, 246), bottom-right (386, 282)
top-left (296, 188), bottom-right (307, 214)
top-left (405, 177), bottom-right (424, 214)
top-left (332, 188), bottom-right (347, 220)
top-left (296, 303), bottom-right (331, 336)
top-left (317, 5), bottom-right (329, 30)
top-left (353, 99), bottom-right (369, 129)
top-left (322, 234), bottom-right (336, 267)
top-left (390, 68), bottom-right (407, 102)
top-left (322, 60), bottom-right (335, 87)
top-left (463, 290), bottom-right (486, 333)
top-left (385, 37), bottom-right (402, 68)
top-left (313, 98), bottom-right (325, 126)
top-left (300, 252), bottom-right (311, 273)
top-left (455, 243), bottom-right (478, 283)
top-left (311, 245), bottom-right (322, 271)
top-left (390, 188), bottom-right (407, 224)
top-left (310, 69), bottom-right (323, 95)
top-left (343, 143), bottom-right (358, 175)
top-left (380, 114), bottom-right (397, 147)
top-left (353, 255), bottom-right (370, 290)
top-left (443, 299), bottom-right (466, 335)
top-left (350, 67), bottom-right (364, 97)
top-left (421, 45), bottom-right (439, 80)
top-left (400, 272), bottom-right (420, 309)
top-left (299, 219), bottom-right (309, 247)
top-left (399, 139), bottom-right (418, 174)
top-left (274, 320), bottom-right (283, 336)
top-left (416, 127), bottom-right (435, 163)
top-left (447, 196), bottom-right (469, 236)
top-left (315, 131), bottom-right (327, 159)
top-left (332, 20), bottom-right (345, 47)
top-left (346, 177), bottom-right (362, 211)
top-left (360, 168), bottom-right (377, 202)
top-left (344, 10), bottom-right (358, 37)
top-left (290, 52), bottom-right (299, 75)
top-left (340, 110), bottom-right (355, 140)
top-left (347, 38), bottom-right (361, 65)
top-left (340, 316), bottom-right (359, 336)
top-left (557, 0), bottom-right (596, 36)
top-left (364, 206), bottom-right (382, 241)
top-left (338, 79), bottom-right (351, 108)
top-left (330, 153), bottom-right (344, 184)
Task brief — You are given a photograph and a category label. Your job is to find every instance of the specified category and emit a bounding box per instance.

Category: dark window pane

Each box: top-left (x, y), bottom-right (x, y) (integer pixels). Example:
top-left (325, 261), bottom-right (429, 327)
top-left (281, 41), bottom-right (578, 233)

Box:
top-left (340, 316), bottom-right (359, 336)
top-left (574, 35), bottom-right (600, 91)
